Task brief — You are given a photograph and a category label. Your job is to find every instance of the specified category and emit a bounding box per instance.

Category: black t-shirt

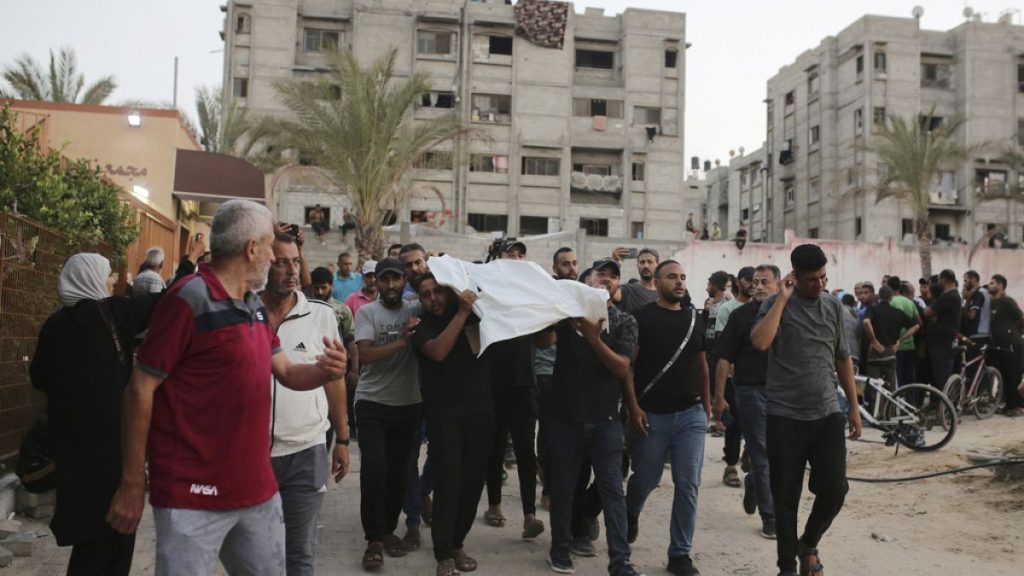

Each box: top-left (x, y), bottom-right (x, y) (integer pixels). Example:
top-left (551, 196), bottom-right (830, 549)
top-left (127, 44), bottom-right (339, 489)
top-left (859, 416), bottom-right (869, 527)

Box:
top-left (928, 288), bottom-right (962, 347)
top-left (413, 311), bottom-right (493, 415)
top-left (633, 303), bottom-right (706, 413)
top-left (961, 290), bottom-right (984, 336)
top-left (714, 300), bottom-right (768, 386)
top-left (865, 301), bottom-right (916, 347)
top-left (488, 334), bottom-right (536, 388)
top-left (550, 306), bottom-right (637, 424)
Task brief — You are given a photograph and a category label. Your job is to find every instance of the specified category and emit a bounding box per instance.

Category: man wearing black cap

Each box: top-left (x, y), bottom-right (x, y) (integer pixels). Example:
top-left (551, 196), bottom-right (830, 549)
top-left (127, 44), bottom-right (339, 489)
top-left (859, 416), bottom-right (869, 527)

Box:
top-left (536, 258), bottom-right (643, 576)
top-left (483, 240), bottom-right (545, 539)
top-left (751, 244), bottom-right (862, 576)
top-left (353, 258), bottom-right (424, 568)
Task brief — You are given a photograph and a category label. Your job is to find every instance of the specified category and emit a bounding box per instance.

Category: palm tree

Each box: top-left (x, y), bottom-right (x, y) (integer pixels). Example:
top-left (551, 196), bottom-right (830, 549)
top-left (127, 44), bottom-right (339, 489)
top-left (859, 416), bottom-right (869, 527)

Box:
top-left (2, 47), bottom-right (116, 104)
top-left (268, 48), bottom-right (468, 260)
top-left (863, 111), bottom-right (976, 278)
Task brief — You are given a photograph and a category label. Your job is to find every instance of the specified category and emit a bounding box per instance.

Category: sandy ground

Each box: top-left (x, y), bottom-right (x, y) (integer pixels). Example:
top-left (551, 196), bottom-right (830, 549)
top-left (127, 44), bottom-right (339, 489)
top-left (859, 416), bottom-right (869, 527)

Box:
top-left (8, 414), bottom-right (1024, 575)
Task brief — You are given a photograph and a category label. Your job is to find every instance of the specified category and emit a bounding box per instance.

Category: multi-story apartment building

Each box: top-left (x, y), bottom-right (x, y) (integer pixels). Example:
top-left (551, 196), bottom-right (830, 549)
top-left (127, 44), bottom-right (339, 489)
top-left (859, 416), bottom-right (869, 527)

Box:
top-left (760, 14), bottom-right (1024, 245)
top-left (221, 0), bottom-right (691, 241)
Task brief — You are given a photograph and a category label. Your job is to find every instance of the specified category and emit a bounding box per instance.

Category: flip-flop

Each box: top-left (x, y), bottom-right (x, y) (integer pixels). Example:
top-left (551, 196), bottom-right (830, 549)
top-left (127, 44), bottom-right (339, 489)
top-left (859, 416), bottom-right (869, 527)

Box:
top-left (484, 509), bottom-right (506, 527)
top-left (362, 542), bottom-right (384, 570)
top-left (453, 549), bottom-right (478, 572)
top-left (436, 559), bottom-right (461, 576)
top-left (382, 534), bottom-right (408, 558)
top-left (723, 467), bottom-right (742, 488)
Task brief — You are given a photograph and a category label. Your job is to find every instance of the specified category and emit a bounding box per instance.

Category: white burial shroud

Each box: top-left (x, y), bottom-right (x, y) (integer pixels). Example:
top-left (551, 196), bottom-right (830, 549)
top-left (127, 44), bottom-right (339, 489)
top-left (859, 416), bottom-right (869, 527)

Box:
top-left (427, 255), bottom-right (610, 355)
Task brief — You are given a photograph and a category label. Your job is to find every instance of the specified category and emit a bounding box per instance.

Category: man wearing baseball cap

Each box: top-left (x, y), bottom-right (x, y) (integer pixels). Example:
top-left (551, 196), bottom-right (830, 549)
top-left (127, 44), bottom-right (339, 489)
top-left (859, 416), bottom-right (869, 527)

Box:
top-left (537, 257), bottom-right (644, 576)
top-left (751, 244), bottom-right (861, 576)
top-left (345, 260), bottom-right (379, 319)
top-left (353, 258), bottom-right (423, 568)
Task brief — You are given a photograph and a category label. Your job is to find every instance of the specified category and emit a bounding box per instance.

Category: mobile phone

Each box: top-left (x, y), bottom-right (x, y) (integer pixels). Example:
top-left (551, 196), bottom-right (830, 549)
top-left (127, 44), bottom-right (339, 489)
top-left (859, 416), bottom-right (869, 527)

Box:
top-left (625, 248), bottom-right (639, 259)
top-left (194, 232), bottom-right (203, 242)
top-left (287, 224), bottom-right (300, 237)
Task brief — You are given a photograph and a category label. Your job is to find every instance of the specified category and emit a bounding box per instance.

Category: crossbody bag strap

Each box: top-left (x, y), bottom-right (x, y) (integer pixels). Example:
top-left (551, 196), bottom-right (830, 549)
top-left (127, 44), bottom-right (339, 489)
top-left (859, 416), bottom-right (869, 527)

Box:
top-left (638, 308), bottom-right (697, 401)
top-left (96, 299), bottom-right (128, 366)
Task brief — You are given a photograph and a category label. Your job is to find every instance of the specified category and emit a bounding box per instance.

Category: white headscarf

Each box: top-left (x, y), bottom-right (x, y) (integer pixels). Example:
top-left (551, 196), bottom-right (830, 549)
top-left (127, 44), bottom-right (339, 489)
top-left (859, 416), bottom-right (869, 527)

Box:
top-left (58, 253), bottom-right (112, 307)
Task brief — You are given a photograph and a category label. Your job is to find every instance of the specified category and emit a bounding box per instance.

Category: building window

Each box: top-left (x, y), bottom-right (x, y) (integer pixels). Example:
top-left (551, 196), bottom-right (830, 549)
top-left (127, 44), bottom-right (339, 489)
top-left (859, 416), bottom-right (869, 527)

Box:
top-left (572, 162), bottom-right (612, 176)
top-left (873, 106), bottom-right (887, 127)
top-left (631, 221), bottom-right (645, 240)
top-left (809, 125), bottom-right (820, 146)
top-left (417, 30), bottom-right (454, 56)
top-left (232, 77), bottom-right (248, 98)
top-left (921, 60), bottom-right (952, 89)
top-left (854, 108), bottom-right (864, 132)
top-left (580, 217), bottom-right (609, 237)
top-left (421, 91), bottom-right (455, 109)
top-left (572, 98), bottom-right (624, 118)
top-left (236, 13), bottom-right (251, 34)
top-left (920, 114), bottom-right (944, 132)
top-left (413, 151), bottom-right (453, 170)
top-left (522, 156), bottom-right (560, 176)
top-left (855, 55), bottom-right (864, 76)
top-left (471, 94), bottom-right (511, 123)
top-left (664, 49), bottom-right (678, 69)
top-left (809, 177), bottom-right (820, 199)
top-left (576, 49), bottom-right (614, 70)
top-left (877, 162), bottom-right (890, 183)
top-left (1018, 118), bottom-right (1024, 147)
top-left (520, 216), bottom-right (548, 235)
top-left (874, 51), bottom-right (887, 72)
top-left (631, 162), bottom-right (645, 182)
top-left (741, 208), bottom-right (750, 222)
top-left (489, 36), bottom-right (513, 56)
top-left (783, 179), bottom-right (795, 206)
top-left (935, 223), bottom-right (951, 241)
top-left (855, 217), bottom-right (863, 236)
top-left (468, 213), bottom-right (508, 233)
top-left (304, 29), bottom-right (340, 53)
top-left (809, 227), bottom-right (820, 239)
top-left (784, 90), bottom-right (795, 107)
top-left (902, 219), bottom-right (914, 237)
top-left (1018, 62), bottom-right (1024, 93)
top-left (470, 154), bottom-right (509, 173)
top-left (633, 106), bottom-right (661, 125)
top-left (807, 72), bottom-right (820, 99)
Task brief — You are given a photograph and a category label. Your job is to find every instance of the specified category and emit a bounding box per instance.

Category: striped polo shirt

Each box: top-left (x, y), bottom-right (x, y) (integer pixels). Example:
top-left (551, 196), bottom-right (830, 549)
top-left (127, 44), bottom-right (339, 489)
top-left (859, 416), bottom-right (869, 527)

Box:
top-left (138, 264), bottom-right (282, 510)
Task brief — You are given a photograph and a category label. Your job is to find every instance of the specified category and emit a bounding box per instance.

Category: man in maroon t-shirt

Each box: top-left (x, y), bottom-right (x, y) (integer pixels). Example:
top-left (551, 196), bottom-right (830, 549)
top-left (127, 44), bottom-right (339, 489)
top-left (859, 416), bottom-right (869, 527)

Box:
top-left (105, 200), bottom-right (347, 575)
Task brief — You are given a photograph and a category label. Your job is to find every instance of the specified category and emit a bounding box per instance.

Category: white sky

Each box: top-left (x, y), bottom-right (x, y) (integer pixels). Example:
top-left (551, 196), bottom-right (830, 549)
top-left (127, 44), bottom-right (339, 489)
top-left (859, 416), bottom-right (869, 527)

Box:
top-left (1, 0), bottom-right (1017, 166)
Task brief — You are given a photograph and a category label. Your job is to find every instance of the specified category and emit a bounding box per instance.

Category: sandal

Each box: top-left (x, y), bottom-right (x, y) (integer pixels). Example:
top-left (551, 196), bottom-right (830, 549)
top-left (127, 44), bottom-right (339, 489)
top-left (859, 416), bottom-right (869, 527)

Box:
top-left (522, 516), bottom-right (545, 539)
top-left (798, 543), bottom-right (824, 576)
top-left (453, 549), bottom-right (478, 572)
top-left (484, 508), bottom-right (506, 527)
top-left (382, 534), bottom-right (408, 558)
top-left (436, 558), bottom-right (460, 576)
top-left (402, 525), bottom-right (421, 551)
top-left (362, 542), bottom-right (384, 570)
top-left (723, 466), bottom-right (742, 488)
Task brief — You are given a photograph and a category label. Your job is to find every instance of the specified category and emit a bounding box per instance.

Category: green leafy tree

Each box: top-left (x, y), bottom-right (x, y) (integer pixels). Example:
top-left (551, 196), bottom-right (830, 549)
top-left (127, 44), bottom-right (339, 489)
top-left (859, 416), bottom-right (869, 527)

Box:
top-left (2, 47), bottom-right (117, 104)
top-left (268, 48), bottom-right (468, 259)
top-left (864, 112), bottom-right (977, 278)
top-left (0, 102), bottom-right (137, 259)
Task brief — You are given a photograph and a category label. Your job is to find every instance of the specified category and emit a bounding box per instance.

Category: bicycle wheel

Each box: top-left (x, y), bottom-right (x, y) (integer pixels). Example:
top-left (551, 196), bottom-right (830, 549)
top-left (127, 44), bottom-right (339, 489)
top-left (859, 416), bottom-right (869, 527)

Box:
top-left (973, 366), bottom-right (1002, 420)
top-left (941, 374), bottom-right (964, 428)
top-left (881, 384), bottom-right (957, 451)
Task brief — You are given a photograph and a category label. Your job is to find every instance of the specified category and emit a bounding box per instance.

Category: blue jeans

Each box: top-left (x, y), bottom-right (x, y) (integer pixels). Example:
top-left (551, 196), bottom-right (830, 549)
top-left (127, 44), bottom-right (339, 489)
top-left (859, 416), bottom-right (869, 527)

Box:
top-left (626, 405), bottom-right (706, 558)
top-left (733, 386), bottom-right (774, 521)
top-left (548, 419), bottom-right (631, 575)
top-left (403, 421), bottom-right (434, 527)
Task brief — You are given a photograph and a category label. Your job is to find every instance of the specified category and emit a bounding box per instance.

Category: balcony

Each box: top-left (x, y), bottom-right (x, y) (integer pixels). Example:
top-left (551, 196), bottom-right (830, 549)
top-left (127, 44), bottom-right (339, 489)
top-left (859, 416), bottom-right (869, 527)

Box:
top-left (570, 148), bottom-right (623, 205)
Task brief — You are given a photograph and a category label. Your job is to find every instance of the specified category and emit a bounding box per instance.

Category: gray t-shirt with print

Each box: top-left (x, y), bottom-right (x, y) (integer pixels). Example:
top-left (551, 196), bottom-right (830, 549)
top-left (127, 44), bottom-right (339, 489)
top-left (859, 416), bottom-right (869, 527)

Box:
top-left (354, 300), bottom-right (422, 407)
top-left (756, 292), bottom-right (849, 420)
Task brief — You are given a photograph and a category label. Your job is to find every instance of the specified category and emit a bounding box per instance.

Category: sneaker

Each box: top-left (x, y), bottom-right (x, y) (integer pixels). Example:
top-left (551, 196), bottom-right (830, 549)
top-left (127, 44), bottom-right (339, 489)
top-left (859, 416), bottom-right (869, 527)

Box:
top-left (760, 518), bottom-right (777, 540)
top-left (548, 551), bottom-right (576, 574)
top-left (742, 473), bottom-right (757, 515)
top-left (666, 554), bottom-right (700, 576)
top-left (587, 515), bottom-right (600, 542)
top-left (569, 537), bottom-right (597, 557)
top-left (627, 514), bottom-right (639, 544)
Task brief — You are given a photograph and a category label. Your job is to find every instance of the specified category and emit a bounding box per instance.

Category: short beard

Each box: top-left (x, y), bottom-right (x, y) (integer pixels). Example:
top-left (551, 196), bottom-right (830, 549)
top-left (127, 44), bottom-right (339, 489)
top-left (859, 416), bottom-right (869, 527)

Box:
top-left (660, 292), bottom-right (684, 304)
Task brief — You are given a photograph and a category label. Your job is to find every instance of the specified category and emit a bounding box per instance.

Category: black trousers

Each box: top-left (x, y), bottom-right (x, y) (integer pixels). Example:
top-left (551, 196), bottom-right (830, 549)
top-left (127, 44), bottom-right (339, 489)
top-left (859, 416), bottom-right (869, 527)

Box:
top-left (991, 344), bottom-right (1024, 409)
top-left (68, 532), bottom-right (135, 576)
top-left (536, 375), bottom-right (552, 498)
top-left (930, 345), bottom-right (956, 392)
top-left (766, 413), bottom-right (848, 573)
top-left (723, 378), bottom-right (742, 466)
top-left (485, 386), bottom-right (539, 515)
top-left (426, 408), bottom-right (494, 562)
top-left (356, 400), bottom-right (422, 542)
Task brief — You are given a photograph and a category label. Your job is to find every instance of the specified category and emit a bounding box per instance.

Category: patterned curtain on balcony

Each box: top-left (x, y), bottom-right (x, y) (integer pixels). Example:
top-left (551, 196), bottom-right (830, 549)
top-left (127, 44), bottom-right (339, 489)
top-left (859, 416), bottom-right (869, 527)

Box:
top-left (515, 0), bottom-right (569, 50)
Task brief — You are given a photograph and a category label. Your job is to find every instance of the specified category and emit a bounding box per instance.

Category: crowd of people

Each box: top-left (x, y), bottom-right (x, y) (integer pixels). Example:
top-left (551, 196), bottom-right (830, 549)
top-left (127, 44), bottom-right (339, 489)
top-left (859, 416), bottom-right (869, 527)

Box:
top-left (27, 198), bottom-right (1024, 576)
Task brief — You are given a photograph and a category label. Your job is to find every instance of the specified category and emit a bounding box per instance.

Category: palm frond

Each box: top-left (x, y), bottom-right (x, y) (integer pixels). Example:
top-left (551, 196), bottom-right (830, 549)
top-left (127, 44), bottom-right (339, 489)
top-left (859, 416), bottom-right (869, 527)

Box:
top-left (2, 53), bottom-right (47, 100)
top-left (80, 76), bottom-right (116, 105)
